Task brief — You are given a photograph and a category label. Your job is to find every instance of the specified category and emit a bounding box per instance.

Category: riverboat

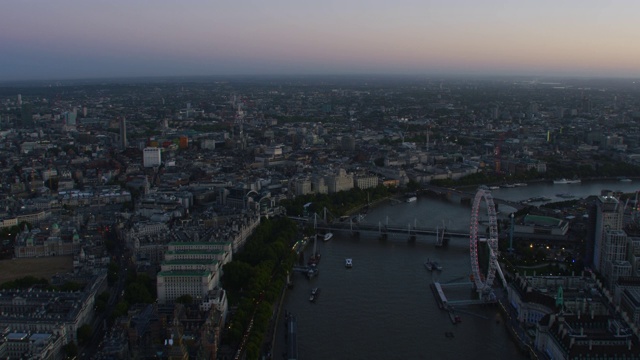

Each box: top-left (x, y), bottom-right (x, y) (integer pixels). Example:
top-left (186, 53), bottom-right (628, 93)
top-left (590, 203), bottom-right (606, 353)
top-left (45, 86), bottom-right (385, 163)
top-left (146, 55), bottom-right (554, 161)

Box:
top-left (309, 287), bottom-right (320, 302)
top-left (345, 258), bottom-right (353, 268)
top-left (553, 178), bottom-right (581, 184)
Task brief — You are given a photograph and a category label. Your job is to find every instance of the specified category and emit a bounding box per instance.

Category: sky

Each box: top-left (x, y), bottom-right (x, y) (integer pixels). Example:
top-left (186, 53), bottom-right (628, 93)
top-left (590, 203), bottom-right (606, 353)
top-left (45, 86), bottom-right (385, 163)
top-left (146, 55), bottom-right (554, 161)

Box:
top-left (1, 0), bottom-right (639, 81)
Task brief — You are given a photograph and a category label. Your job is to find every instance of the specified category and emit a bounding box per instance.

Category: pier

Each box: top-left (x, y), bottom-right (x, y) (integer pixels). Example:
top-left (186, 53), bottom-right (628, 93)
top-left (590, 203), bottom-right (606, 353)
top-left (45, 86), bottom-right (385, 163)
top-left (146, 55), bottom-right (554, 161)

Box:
top-left (431, 281), bottom-right (498, 309)
top-left (285, 312), bottom-right (298, 360)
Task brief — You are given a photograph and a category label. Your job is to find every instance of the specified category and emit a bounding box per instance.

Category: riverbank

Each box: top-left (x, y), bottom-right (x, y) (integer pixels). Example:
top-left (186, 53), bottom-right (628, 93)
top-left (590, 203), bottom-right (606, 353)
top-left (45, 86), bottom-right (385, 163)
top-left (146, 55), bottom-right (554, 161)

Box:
top-left (343, 193), bottom-right (403, 217)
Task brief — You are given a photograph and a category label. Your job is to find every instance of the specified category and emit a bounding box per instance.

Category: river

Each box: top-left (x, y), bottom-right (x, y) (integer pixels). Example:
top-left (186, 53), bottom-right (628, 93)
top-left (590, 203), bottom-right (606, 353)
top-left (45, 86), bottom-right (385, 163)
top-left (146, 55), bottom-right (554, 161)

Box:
top-left (272, 179), bottom-right (638, 360)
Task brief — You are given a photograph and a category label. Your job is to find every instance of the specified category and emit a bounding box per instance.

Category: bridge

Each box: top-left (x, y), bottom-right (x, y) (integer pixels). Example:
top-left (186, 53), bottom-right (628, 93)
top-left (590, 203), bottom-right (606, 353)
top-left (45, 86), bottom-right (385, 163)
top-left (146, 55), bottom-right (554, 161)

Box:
top-left (314, 220), bottom-right (469, 241)
top-left (289, 212), bottom-right (469, 242)
top-left (421, 184), bottom-right (526, 211)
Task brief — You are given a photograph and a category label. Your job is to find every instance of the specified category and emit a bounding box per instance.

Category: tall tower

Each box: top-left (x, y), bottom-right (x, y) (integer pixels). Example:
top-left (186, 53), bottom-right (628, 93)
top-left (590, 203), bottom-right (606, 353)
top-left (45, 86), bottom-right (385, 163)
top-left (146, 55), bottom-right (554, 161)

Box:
top-left (17, 94), bottom-right (22, 106)
top-left (593, 195), bottom-right (624, 273)
top-left (119, 117), bottom-right (128, 149)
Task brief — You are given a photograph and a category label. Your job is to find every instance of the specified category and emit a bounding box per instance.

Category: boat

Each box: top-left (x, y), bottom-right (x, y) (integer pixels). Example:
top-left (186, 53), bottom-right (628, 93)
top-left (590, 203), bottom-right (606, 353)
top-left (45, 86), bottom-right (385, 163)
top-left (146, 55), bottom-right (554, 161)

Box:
top-left (306, 266), bottom-right (319, 279)
top-left (309, 287), bottom-right (320, 302)
top-left (556, 193), bottom-right (576, 198)
top-left (345, 258), bottom-right (353, 268)
top-left (406, 196), bottom-right (417, 203)
top-left (554, 178), bottom-right (581, 184)
top-left (424, 258), bottom-right (442, 271)
top-left (488, 186), bottom-right (500, 190)
top-left (620, 178), bottom-right (632, 182)
top-left (323, 232), bottom-right (333, 242)
top-left (514, 183), bottom-right (528, 187)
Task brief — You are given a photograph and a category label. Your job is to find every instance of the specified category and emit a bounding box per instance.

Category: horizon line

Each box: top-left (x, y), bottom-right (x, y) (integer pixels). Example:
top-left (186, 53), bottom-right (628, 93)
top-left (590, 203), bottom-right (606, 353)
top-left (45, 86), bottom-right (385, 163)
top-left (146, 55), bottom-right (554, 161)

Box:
top-left (1, 72), bottom-right (639, 86)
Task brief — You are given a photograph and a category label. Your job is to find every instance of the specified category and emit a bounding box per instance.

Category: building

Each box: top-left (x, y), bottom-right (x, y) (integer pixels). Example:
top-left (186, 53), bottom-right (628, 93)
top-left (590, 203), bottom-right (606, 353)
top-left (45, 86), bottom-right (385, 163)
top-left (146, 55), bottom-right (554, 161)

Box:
top-left (0, 274), bottom-right (104, 344)
top-left (2, 332), bottom-right (64, 360)
top-left (119, 116), bottom-right (128, 148)
top-left (601, 229), bottom-right (629, 281)
top-left (535, 314), bottom-right (640, 359)
top-left (179, 136), bottom-right (189, 149)
top-left (354, 174), bottom-right (379, 190)
top-left (156, 242), bottom-right (232, 304)
top-left (627, 237), bottom-right (640, 275)
top-left (594, 196), bottom-right (624, 273)
top-left (143, 147), bottom-right (162, 168)
top-left (621, 288), bottom-right (640, 327)
top-left (293, 178), bottom-right (312, 196)
top-left (327, 168), bottom-right (354, 193)
top-left (514, 214), bottom-right (569, 238)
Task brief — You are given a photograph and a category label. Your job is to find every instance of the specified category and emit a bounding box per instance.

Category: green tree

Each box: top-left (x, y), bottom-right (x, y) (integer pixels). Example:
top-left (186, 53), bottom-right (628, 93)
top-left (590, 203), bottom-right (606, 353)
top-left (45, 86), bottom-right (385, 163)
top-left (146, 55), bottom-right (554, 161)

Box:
top-left (62, 341), bottom-right (78, 359)
top-left (77, 324), bottom-right (93, 344)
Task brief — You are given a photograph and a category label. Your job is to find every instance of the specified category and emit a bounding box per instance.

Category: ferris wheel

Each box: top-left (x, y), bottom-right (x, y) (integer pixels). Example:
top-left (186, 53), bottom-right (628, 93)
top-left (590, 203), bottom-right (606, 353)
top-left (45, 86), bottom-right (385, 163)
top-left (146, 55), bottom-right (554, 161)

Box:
top-left (469, 189), bottom-right (499, 295)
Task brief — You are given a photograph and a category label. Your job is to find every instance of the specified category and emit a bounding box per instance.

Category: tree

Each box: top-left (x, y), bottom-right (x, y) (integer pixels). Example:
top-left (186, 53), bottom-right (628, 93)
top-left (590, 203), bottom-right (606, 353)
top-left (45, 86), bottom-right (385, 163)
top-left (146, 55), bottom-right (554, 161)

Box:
top-left (77, 324), bottom-right (92, 344)
top-left (62, 342), bottom-right (78, 359)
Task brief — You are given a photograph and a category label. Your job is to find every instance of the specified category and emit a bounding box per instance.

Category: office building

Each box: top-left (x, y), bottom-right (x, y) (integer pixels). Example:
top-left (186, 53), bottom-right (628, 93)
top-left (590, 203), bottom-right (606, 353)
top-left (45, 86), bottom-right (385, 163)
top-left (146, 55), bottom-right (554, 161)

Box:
top-left (143, 147), bottom-right (162, 168)
top-left (119, 116), bottom-right (127, 148)
top-left (594, 196), bottom-right (624, 273)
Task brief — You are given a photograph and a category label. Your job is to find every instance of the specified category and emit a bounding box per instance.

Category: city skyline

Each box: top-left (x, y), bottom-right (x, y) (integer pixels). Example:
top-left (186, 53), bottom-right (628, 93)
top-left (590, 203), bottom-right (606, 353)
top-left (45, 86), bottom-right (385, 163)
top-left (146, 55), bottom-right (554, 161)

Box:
top-left (1, 0), bottom-right (640, 81)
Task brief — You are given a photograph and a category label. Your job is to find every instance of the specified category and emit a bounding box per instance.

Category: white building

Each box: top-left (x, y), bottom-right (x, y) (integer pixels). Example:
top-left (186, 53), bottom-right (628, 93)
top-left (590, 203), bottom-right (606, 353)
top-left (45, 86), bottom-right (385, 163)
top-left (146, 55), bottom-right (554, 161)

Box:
top-left (156, 242), bottom-right (232, 304)
top-left (143, 147), bottom-right (162, 168)
top-left (327, 168), bottom-right (354, 193)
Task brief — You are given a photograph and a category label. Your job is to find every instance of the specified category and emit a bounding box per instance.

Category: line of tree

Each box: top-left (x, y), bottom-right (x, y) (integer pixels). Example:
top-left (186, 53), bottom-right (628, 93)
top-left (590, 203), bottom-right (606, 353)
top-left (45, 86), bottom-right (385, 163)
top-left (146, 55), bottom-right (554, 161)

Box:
top-left (280, 184), bottom-right (394, 218)
top-left (0, 276), bottom-right (86, 292)
top-left (221, 216), bottom-right (298, 360)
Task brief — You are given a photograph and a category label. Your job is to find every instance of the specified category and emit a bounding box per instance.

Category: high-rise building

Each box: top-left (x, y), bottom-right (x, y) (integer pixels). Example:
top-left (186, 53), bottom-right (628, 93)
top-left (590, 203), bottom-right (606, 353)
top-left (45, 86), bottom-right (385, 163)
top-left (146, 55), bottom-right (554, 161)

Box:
top-left (64, 111), bottom-right (77, 126)
top-left (17, 94), bottom-right (22, 106)
top-left (20, 104), bottom-right (33, 128)
top-left (594, 196), bottom-right (624, 273)
top-left (143, 147), bottom-right (162, 167)
top-left (119, 117), bottom-right (127, 148)
top-left (179, 136), bottom-right (189, 149)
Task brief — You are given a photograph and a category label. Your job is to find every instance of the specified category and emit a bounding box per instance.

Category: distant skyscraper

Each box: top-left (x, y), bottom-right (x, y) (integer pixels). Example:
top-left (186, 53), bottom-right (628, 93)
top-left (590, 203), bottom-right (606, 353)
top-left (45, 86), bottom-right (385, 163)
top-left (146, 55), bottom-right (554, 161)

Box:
top-left (17, 94), bottom-right (22, 106)
top-left (20, 104), bottom-right (33, 128)
top-left (119, 117), bottom-right (127, 149)
top-left (64, 111), bottom-right (77, 126)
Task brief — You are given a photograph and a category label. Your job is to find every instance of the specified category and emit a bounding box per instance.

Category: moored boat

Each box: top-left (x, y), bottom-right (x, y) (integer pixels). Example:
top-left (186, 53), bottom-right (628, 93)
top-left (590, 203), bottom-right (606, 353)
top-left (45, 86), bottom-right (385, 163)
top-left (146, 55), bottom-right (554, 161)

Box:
top-left (554, 178), bottom-right (581, 184)
top-left (345, 258), bottom-right (353, 268)
top-left (424, 258), bottom-right (443, 271)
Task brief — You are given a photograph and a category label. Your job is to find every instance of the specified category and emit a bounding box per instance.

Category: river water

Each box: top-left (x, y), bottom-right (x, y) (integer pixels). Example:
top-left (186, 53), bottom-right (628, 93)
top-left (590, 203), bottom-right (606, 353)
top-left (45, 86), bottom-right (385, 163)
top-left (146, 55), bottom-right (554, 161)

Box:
top-left (273, 179), bottom-right (639, 360)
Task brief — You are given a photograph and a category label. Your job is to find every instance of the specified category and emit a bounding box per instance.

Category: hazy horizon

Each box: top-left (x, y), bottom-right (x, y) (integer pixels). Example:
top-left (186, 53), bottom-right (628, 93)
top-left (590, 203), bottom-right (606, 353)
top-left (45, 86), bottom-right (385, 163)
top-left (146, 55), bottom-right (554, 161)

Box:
top-left (2, 0), bottom-right (640, 81)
